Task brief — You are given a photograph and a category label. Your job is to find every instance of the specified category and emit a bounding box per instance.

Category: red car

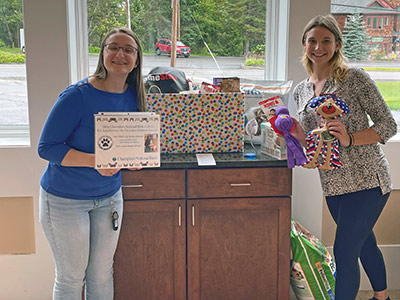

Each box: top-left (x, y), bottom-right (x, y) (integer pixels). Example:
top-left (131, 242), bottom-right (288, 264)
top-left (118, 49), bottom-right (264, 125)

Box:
top-left (155, 38), bottom-right (191, 57)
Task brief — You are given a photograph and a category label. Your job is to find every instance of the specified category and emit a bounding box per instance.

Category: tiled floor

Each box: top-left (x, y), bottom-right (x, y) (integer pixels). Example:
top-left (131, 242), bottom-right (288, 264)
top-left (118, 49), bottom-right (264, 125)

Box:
top-left (290, 289), bottom-right (400, 300)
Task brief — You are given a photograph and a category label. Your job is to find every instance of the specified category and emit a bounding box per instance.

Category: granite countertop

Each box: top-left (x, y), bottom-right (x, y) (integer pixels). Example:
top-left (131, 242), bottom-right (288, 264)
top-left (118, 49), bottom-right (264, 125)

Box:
top-left (158, 143), bottom-right (288, 169)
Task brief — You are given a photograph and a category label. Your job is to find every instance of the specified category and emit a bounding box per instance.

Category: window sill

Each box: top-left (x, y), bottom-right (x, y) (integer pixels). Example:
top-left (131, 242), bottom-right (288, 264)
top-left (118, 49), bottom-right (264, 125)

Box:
top-left (388, 131), bottom-right (400, 142)
top-left (0, 125), bottom-right (30, 148)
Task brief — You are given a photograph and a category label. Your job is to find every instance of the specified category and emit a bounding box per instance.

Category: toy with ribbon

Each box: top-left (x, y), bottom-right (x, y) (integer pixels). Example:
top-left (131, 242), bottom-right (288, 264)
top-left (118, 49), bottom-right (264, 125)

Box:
top-left (304, 94), bottom-right (349, 170)
top-left (269, 106), bottom-right (307, 168)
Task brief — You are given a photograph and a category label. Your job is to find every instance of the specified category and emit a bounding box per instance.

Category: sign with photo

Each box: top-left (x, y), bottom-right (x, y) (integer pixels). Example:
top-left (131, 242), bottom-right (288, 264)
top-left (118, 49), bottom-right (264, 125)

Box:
top-left (94, 112), bottom-right (160, 169)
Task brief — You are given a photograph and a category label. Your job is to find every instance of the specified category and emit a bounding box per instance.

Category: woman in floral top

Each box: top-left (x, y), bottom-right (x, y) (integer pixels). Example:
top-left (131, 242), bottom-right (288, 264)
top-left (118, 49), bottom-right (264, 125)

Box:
top-left (293, 15), bottom-right (397, 300)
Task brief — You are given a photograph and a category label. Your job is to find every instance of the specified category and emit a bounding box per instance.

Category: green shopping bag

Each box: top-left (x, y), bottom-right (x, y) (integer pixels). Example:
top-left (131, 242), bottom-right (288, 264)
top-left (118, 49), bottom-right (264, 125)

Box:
top-left (290, 219), bottom-right (336, 300)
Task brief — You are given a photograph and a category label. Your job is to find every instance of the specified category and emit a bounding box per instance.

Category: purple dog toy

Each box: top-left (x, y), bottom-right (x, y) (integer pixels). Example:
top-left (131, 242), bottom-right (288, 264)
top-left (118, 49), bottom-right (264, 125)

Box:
top-left (274, 107), bottom-right (307, 168)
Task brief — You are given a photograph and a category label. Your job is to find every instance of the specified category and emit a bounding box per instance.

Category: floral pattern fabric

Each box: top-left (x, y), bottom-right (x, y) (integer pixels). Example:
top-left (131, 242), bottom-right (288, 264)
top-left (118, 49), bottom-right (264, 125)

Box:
top-left (293, 68), bottom-right (397, 196)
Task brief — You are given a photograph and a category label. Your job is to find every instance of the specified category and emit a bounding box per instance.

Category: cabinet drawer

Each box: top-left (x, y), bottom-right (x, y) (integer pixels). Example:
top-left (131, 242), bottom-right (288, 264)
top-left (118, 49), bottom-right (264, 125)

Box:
top-left (187, 167), bottom-right (291, 198)
top-left (122, 169), bottom-right (185, 199)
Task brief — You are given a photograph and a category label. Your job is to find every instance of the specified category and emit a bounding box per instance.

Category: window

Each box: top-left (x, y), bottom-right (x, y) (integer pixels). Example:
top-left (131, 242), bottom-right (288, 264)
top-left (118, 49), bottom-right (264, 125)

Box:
top-left (373, 17), bottom-right (378, 28)
top-left (0, 0), bottom-right (29, 146)
top-left (369, 17), bottom-right (389, 30)
top-left (331, 2), bottom-right (400, 139)
top-left (371, 43), bottom-right (382, 51)
top-left (86, 0), bottom-right (288, 81)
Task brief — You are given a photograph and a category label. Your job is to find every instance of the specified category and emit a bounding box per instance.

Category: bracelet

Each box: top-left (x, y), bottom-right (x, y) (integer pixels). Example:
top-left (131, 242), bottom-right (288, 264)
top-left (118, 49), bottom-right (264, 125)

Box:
top-left (350, 133), bottom-right (355, 146)
top-left (347, 133), bottom-right (353, 147)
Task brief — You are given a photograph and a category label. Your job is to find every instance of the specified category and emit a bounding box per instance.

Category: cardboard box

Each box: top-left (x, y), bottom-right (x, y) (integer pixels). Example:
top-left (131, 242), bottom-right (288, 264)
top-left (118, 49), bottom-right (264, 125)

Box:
top-left (213, 77), bottom-right (240, 92)
top-left (260, 122), bottom-right (287, 160)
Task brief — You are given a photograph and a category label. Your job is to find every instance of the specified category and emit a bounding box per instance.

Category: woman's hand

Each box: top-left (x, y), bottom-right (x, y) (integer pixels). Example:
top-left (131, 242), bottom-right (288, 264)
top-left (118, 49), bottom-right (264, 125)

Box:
top-left (96, 168), bottom-right (121, 177)
top-left (326, 119), bottom-right (351, 147)
top-left (290, 118), bottom-right (307, 148)
top-left (127, 167), bottom-right (142, 171)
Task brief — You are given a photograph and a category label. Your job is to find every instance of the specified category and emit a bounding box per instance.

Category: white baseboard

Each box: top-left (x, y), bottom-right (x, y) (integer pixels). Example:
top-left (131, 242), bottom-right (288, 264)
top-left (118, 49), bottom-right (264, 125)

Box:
top-left (327, 245), bottom-right (400, 290)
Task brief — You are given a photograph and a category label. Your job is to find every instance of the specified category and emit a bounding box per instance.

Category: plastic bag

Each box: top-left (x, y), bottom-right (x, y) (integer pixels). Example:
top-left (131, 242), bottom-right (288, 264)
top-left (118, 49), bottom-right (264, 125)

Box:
top-left (145, 66), bottom-right (189, 93)
top-left (240, 78), bottom-right (293, 144)
top-left (290, 219), bottom-right (336, 300)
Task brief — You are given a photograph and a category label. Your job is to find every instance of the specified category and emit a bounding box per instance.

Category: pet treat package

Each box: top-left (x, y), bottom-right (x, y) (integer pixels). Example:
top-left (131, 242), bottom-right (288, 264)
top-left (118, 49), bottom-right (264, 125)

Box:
top-left (290, 219), bottom-right (336, 300)
top-left (241, 79), bottom-right (292, 144)
top-left (260, 121), bottom-right (287, 160)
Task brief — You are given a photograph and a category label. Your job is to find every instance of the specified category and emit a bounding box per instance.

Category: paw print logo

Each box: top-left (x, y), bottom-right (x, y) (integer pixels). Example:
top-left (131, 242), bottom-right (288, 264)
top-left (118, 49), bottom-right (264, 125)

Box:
top-left (98, 136), bottom-right (113, 150)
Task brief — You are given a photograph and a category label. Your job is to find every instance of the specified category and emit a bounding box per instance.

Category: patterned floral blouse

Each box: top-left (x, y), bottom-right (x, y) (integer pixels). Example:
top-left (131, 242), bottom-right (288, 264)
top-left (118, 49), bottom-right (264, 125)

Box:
top-left (293, 68), bottom-right (397, 197)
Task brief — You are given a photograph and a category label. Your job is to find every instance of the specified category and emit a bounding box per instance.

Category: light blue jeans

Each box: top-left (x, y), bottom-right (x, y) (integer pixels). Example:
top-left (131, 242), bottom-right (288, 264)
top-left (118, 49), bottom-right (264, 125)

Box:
top-left (39, 187), bottom-right (123, 300)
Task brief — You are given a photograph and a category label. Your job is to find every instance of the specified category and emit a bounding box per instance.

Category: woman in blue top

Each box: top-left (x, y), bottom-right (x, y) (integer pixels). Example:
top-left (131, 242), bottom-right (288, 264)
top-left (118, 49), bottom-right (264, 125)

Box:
top-left (38, 27), bottom-right (146, 300)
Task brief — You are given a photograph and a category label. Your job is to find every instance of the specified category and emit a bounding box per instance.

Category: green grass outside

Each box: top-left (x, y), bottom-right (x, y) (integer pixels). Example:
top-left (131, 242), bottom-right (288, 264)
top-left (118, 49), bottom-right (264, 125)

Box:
top-left (0, 47), bottom-right (25, 63)
top-left (0, 47), bottom-right (23, 53)
top-left (376, 81), bottom-right (400, 110)
top-left (245, 58), bottom-right (265, 66)
top-left (363, 67), bottom-right (400, 72)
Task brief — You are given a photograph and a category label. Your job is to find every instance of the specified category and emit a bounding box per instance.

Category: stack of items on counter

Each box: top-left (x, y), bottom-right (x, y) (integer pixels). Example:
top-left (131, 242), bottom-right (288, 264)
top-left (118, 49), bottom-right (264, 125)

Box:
top-left (143, 66), bottom-right (295, 158)
top-left (144, 67), bottom-right (244, 154)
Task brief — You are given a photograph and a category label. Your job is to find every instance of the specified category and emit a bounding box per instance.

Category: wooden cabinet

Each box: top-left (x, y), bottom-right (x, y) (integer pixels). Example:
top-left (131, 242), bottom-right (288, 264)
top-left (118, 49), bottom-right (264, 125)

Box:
top-left (187, 168), bottom-right (291, 300)
top-left (114, 167), bottom-right (291, 300)
top-left (114, 170), bottom-right (186, 300)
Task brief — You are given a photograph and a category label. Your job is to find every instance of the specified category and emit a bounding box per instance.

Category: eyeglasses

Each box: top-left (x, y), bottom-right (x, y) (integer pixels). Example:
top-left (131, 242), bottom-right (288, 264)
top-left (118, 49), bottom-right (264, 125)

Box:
top-left (104, 43), bottom-right (138, 56)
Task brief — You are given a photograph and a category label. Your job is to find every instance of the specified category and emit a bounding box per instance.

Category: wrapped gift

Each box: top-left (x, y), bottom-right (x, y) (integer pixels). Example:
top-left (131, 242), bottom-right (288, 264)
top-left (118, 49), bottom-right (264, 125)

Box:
top-left (146, 92), bottom-right (245, 153)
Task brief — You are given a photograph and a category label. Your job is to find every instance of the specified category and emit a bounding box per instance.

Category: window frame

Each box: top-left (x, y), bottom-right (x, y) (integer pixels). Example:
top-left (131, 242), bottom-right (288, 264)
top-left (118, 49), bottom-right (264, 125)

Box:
top-left (0, 0), bottom-right (30, 148)
top-left (265, 0), bottom-right (289, 80)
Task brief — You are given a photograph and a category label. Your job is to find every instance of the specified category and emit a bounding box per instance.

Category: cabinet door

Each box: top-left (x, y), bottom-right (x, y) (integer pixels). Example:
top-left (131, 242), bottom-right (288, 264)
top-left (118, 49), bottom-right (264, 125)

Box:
top-left (114, 200), bottom-right (186, 300)
top-left (187, 197), bottom-right (290, 300)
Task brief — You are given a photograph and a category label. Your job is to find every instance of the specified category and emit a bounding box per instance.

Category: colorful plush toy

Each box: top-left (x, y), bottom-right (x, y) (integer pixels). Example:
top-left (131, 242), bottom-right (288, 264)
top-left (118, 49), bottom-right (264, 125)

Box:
top-left (304, 94), bottom-right (349, 170)
top-left (269, 106), bottom-right (307, 168)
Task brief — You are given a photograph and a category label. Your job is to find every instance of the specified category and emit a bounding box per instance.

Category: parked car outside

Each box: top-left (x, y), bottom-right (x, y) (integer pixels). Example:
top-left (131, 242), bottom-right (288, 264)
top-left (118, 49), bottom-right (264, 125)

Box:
top-left (155, 38), bottom-right (191, 57)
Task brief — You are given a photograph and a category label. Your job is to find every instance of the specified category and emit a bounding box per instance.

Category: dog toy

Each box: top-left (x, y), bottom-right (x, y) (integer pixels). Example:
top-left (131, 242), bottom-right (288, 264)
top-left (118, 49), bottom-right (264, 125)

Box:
top-left (269, 106), bottom-right (307, 168)
top-left (304, 94), bottom-right (349, 170)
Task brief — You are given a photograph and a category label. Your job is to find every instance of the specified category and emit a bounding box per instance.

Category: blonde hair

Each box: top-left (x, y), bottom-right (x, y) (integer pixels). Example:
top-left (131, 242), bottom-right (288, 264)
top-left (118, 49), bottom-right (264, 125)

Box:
top-left (92, 27), bottom-right (146, 112)
top-left (301, 15), bottom-right (348, 83)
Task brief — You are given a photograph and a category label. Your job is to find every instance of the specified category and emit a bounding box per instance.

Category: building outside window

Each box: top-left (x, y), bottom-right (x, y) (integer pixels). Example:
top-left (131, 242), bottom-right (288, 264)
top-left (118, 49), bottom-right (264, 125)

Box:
top-left (331, 0), bottom-right (400, 136)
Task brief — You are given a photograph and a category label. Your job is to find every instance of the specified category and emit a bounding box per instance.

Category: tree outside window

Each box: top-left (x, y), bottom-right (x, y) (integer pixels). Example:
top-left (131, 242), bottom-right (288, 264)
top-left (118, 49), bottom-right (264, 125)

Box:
top-left (331, 0), bottom-right (400, 135)
top-left (343, 12), bottom-right (370, 61)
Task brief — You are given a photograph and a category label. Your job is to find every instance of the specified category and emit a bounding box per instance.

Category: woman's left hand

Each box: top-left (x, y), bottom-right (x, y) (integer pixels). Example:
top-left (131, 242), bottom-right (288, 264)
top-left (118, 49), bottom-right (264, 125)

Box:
top-left (326, 119), bottom-right (351, 147)
top-left (97, 168), bottom-right (121, 177)
top-left (127, 167), bottom-right (142, 171)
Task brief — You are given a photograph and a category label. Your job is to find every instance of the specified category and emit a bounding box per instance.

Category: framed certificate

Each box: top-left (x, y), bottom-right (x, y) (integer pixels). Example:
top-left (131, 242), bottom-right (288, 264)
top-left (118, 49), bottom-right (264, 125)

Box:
top-left (94, 112), bottom-right (160, 169)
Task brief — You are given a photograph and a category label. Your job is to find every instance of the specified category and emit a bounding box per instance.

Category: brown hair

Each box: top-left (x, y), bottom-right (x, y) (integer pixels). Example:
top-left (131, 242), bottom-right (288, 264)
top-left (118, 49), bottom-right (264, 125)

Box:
top-left (301, 15), bottom-right (348, 83)
top-left (92, 27), bottom-right (146, 111)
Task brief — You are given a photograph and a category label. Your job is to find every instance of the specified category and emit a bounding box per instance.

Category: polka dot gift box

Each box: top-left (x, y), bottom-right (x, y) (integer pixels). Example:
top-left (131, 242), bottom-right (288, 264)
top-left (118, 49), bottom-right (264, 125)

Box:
top-left (146, 92), bottom-right (245, 154)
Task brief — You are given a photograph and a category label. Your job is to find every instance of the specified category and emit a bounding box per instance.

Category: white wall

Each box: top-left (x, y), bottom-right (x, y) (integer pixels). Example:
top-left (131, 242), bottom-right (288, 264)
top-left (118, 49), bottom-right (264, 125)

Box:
top-left (288, 0), bottom-right (331, 240)
top-left (0, 0), bottom-right (71, 299)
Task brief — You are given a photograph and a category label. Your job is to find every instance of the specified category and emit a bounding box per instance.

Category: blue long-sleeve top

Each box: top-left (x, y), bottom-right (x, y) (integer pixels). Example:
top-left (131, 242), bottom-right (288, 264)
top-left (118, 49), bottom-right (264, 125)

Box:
top-left (38, 79), bottom-right (138, 199)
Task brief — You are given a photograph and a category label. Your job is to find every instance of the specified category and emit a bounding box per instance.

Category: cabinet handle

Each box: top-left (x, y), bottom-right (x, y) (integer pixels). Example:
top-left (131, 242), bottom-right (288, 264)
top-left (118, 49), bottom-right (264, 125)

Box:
top-left (122, 184), bottom-right (144, 188)
top-left (178, 205), bottom-right (182, 227)
top-left (229, 183), bottom-right (251, 187)
top-left (192, 205), bottom-right (195, 227)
